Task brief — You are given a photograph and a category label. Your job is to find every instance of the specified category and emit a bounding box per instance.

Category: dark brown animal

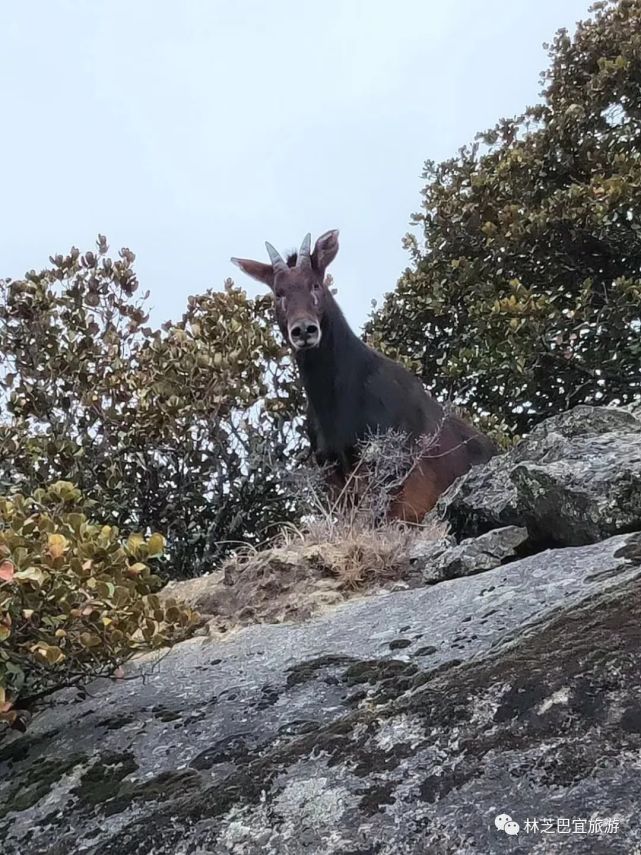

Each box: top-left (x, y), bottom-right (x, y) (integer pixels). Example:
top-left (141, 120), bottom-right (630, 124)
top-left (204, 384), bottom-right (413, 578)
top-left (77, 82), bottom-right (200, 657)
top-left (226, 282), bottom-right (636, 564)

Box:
top-left (231, 229), bottom-right (497, 521)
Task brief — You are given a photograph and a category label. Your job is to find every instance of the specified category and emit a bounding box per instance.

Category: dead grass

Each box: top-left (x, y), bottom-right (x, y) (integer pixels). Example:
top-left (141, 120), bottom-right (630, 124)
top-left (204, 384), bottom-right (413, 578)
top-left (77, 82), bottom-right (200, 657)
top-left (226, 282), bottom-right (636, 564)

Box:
top-left (277, 517), bottom-right (438, 589)
top-left (162, 430), bottom-right (447, 634)
top-left (168, 518), bottom-right (444, 635)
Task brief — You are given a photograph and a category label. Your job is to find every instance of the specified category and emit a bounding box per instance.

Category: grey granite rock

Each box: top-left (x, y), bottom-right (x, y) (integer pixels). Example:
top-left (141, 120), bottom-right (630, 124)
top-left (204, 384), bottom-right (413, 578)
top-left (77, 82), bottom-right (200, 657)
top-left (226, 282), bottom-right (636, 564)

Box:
top-left (434, 405), bottom-right (641, 547)
top-left (411, 525), bottom-right (529, 583)
top-left (2, 530), bottom-right (641, 854)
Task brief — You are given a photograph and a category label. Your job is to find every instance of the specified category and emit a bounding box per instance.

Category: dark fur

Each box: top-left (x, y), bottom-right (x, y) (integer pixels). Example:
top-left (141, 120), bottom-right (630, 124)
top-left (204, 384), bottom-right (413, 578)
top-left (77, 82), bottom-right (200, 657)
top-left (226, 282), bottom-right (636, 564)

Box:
top-left (231, 230), bottom-right (498, 521)
top-left (298, 291), bottom-right (497, 511)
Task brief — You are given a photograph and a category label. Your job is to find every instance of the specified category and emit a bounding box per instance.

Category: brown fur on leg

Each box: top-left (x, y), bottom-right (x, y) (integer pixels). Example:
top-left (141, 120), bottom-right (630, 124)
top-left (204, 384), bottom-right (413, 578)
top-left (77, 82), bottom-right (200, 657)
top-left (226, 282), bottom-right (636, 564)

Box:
top-left (387, 459), bottom-right (442, 523)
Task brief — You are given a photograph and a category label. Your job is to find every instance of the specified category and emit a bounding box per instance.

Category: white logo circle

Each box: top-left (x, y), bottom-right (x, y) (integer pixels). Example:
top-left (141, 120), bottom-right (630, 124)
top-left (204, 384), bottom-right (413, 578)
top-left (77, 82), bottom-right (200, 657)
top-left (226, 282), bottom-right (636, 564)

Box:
top-left (495, 813), bottom-right (511, 831)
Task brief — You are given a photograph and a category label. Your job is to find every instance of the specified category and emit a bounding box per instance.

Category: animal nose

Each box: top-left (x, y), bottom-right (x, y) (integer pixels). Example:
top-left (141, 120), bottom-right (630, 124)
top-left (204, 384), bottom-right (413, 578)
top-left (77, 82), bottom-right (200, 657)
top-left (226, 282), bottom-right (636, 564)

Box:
top-left (289, 319), bottom-right (320, 348)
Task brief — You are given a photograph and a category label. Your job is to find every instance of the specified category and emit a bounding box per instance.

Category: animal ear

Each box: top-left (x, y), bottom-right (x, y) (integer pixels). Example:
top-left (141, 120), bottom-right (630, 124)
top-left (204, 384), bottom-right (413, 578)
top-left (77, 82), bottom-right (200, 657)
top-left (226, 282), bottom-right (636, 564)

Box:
top-left (312, 229), bottom-right (339, 275)
top-left (230, 257), bottom-right (274, 289)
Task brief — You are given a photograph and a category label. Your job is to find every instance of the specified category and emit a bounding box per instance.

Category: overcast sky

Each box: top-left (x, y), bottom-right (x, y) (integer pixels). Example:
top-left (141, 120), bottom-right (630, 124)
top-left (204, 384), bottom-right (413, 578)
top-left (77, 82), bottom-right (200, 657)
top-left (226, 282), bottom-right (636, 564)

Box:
top-left (1, 0), bottom-right (592, 330)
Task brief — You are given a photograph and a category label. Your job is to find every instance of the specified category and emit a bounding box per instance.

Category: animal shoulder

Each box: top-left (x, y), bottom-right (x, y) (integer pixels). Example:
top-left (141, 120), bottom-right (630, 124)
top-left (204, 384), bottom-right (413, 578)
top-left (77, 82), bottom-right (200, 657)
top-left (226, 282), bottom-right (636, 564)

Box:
top-left (365, 351), bottom-right (439, 409)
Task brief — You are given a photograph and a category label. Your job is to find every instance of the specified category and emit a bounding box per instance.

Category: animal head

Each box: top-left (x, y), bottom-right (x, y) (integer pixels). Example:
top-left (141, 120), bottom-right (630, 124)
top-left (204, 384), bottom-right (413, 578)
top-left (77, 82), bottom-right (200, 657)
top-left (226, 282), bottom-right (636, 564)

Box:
top-left (231, 229), bottom-right (339, 351)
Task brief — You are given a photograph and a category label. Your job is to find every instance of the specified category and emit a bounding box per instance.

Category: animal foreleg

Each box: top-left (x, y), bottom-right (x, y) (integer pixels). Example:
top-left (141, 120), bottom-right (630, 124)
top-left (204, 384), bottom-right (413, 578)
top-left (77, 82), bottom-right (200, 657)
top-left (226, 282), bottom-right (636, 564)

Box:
top-left (387, 459), bottom-right (442, 524)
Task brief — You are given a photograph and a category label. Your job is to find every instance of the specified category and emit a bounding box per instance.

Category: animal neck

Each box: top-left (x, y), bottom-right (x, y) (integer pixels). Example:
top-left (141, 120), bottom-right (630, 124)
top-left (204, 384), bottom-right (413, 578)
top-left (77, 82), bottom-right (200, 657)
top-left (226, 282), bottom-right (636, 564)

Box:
top-left (295, 294), bottom-right (369, 406)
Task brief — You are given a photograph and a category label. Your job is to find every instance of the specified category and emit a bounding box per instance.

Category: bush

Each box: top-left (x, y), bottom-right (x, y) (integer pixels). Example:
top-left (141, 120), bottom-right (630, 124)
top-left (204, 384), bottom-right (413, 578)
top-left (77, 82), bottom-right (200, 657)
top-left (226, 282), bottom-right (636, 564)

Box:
top-left (367, 0), bottom-right (641, 437)
top-left (0, 481), bottom-right (199, 725)
top-left (0, 238), bottom-right (305, 577)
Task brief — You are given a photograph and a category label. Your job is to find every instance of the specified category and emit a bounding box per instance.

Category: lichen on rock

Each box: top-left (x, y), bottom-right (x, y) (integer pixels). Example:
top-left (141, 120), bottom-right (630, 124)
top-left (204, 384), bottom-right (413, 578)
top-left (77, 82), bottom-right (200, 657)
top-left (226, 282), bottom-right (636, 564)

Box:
top-left (2, 406), bottom-right (641, 854)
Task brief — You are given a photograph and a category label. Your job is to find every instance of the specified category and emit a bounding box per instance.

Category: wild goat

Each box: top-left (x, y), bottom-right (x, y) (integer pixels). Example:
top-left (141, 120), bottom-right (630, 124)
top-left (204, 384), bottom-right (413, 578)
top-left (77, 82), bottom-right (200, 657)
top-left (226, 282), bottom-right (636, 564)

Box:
top-left (232, 229), bottom-right (497, 521)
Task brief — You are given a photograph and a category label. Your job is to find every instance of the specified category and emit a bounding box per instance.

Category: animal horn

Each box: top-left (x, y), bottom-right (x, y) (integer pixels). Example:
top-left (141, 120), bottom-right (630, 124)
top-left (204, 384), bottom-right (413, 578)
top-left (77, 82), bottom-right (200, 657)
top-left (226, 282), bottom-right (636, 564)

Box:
top-left (297, 232), bottom-right (312, 268)
top-left (265, 241), bottom-right (288, 273)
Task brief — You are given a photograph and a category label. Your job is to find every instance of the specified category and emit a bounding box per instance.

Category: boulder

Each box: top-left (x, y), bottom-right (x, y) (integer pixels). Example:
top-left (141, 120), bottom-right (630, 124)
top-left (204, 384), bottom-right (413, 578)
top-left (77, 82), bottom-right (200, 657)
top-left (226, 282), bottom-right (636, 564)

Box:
top-left (434, 405), bottom-right (641, 547)
top-left (410, 525), bottom-right (528, 583)
top-left (4, 404), bottom-right (641, 854)
top-left (2, 530), bottom-right (641, 854)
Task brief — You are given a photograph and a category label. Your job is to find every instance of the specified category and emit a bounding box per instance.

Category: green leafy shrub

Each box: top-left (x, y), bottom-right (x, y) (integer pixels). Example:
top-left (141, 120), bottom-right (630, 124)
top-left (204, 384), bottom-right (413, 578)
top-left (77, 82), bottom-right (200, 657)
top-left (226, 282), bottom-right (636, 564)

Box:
top-left (367, 0), bottom-right (641, 437)
top-left (0, 481), bottom-right (199, 725)
top-left (0, 239), bottom-right (305, 577)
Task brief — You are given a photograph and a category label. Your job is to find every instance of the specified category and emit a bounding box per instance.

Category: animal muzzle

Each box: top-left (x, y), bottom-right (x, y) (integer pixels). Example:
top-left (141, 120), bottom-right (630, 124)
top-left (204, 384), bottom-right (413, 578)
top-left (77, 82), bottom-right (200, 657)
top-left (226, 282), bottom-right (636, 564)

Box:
top-left (288, 318), bottom-right (321, 349)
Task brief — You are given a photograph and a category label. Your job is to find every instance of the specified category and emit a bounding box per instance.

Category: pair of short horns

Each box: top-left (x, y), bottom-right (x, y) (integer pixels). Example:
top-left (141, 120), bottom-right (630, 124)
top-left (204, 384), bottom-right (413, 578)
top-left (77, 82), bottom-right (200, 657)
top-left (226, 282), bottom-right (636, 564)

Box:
top-left (264, 233), bottom-right (311, 273)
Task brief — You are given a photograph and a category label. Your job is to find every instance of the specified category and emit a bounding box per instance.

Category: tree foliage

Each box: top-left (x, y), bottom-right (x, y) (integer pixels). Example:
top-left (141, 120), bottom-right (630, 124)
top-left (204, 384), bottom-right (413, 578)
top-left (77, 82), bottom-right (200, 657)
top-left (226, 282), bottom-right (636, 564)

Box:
top-left (367, 0), bottom-right (641, 436)
top-left (0, 238), bottom-right (305, 577)
top-left (0, 481), bottom-right (199, 723)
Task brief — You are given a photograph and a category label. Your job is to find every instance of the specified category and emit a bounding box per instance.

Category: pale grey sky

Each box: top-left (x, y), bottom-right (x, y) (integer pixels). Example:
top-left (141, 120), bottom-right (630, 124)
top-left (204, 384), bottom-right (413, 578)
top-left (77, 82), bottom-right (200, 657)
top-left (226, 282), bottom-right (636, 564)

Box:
top-left (1, 0), bottom-right (592, 330)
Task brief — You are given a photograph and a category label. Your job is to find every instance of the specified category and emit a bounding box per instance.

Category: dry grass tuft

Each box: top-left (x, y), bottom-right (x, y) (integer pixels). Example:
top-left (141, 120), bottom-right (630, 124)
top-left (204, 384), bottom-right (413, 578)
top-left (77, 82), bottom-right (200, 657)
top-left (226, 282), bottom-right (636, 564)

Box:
top-left (163, 430), bottom-right (447, 633)
top-left (181, 518), bottom-right (444, 634)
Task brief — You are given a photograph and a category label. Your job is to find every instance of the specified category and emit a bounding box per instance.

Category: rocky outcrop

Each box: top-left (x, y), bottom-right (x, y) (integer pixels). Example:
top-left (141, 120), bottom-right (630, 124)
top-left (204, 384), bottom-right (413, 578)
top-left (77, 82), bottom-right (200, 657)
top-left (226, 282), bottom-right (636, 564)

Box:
top-left (409, 525), bottom-right (528, 583)
top-left (434, 405), bottom-right (641, 548)
top-left (2, 405), bottom-right (641, 854)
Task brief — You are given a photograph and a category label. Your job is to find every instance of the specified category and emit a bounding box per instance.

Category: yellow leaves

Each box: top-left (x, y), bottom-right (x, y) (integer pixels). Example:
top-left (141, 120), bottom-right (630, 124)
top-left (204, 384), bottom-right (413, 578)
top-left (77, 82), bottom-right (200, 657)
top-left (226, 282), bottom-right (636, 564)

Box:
top-left (491, 295), bottom-right (520, 314)
top-left (48, 481), bottom-right (81, 502)
top-left (147, 533), bottom-right (166, 558)
top-left (65, 513), bottom-right (86, 534)
top-left (31, 643), bottom-right (66, 665)
top-left (1, 480), bottom-right (200, 714)
top-left (490, 289), bottom-right (549, 321)
top-left (597, 54), bottom-right (629, 75)
top-left (0, 372), bottom-right (234, 716)
top-left (48, 533), bottom-right (69, 558)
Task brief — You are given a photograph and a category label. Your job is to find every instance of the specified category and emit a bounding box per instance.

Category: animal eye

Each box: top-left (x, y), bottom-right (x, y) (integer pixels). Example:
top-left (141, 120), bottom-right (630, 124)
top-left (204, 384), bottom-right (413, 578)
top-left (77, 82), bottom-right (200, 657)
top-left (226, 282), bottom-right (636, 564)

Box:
top-left (312, 281), bottom-right (321, 291)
